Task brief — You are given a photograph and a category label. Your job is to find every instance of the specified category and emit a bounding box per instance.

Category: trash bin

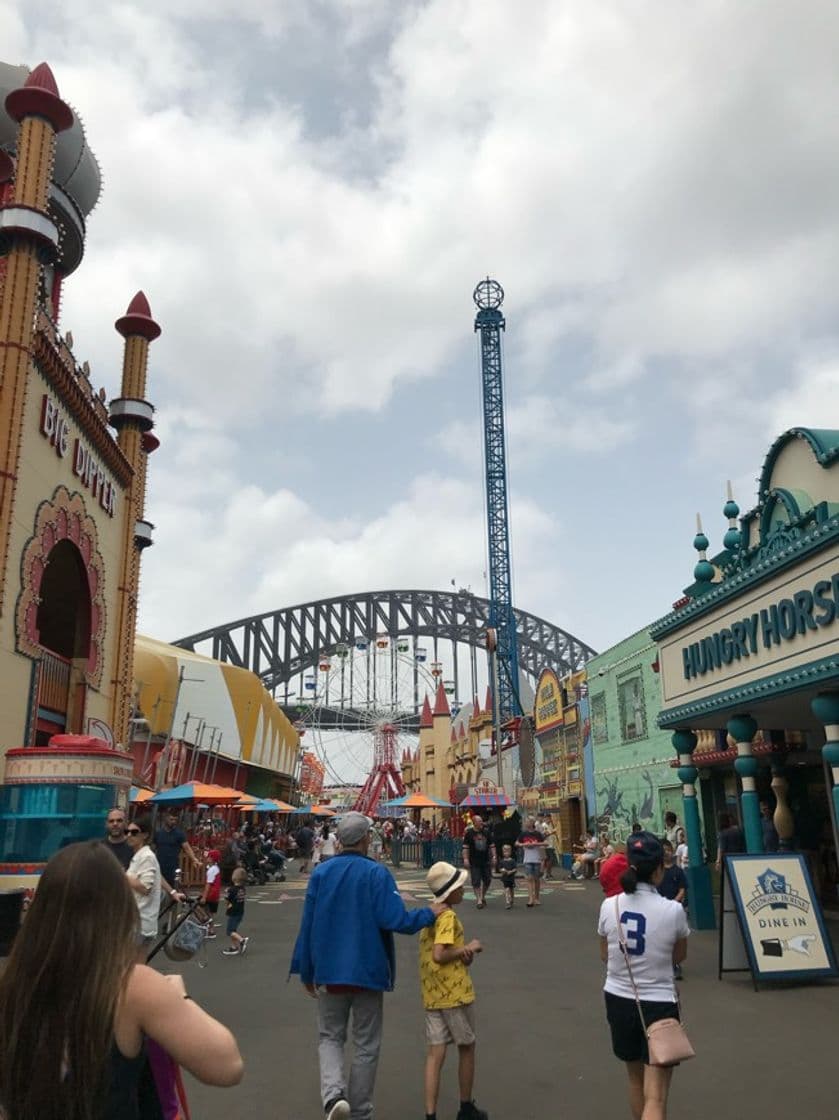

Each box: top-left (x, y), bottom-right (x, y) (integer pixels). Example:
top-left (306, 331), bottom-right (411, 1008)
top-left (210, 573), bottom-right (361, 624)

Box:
top-left (0, 889), bottom-right (25, 956)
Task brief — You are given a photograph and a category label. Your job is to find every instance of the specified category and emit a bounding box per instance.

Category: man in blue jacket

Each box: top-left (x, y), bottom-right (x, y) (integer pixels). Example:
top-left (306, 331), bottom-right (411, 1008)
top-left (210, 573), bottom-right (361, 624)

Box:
top-left (291, 811), bottom-right (445, 1120)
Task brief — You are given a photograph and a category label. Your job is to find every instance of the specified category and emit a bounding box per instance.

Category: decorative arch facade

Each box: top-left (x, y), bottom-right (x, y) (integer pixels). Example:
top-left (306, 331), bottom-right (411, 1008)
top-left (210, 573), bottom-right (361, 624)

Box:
top-left (15, 485), bottom-right (107, 689)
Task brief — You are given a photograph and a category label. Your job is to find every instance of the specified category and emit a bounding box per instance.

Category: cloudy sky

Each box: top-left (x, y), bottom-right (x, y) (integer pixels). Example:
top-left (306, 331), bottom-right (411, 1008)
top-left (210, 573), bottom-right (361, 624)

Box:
top-left (7, 1), bottom-right (839, 660)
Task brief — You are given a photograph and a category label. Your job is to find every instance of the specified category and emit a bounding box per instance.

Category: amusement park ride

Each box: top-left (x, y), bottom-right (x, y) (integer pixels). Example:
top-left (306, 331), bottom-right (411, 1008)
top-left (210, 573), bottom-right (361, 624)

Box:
top-left (176, 283), bottom-right (597, 806)
top-left (302, 279), bottom-right (524, 812)
top-left (473, 277), bottom-right (522, 730)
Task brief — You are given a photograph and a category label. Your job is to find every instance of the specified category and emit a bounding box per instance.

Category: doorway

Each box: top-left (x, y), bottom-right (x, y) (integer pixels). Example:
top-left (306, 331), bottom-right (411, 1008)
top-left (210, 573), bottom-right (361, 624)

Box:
top-left (34, 539), bottom-right (91, 738)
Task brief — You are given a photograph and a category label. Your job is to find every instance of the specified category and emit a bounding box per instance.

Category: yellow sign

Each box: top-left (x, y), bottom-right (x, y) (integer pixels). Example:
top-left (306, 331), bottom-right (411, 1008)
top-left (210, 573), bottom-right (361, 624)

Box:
top-left (534, 668), bottom-right (563, 733)
top-left (723, 854), bottom-right (837, 982)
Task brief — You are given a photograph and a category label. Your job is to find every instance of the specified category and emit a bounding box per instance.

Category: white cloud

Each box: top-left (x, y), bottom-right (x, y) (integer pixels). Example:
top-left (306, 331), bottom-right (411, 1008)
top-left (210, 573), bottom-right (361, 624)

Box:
top-left (436, 394), bottom-right (634, 471)
top-left (7, 1), bottom-right (839, 655)
top-left (139, 425), bottom-right (569, 641)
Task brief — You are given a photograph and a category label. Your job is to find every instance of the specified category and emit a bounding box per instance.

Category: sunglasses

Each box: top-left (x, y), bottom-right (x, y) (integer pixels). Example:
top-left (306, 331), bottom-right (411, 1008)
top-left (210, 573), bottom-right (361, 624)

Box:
top-left (126, 827), bottom-right (143, 836)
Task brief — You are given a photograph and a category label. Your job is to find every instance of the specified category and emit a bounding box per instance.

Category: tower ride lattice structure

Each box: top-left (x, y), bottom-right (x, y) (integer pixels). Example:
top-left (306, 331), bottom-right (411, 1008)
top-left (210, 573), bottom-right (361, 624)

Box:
top-left (473, 277), bottom-right (520, 730)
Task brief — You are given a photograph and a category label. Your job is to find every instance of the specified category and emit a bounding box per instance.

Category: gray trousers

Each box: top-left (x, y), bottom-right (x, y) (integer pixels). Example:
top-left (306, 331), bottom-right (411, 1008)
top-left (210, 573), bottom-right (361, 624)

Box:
top-left (317, 989), bottom-right (383, 1120)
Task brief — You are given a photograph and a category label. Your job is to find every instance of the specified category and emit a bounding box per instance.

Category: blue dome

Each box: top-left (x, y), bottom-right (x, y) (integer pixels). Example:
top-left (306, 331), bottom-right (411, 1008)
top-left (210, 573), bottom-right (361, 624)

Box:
top-left (723, 527), bottom-right (741, 550)
top-left (693, 559), bottom-right (714, 582)
top-left (693, 532), bottom-right (709, 553)
top-left (723, 499), bottom-right (739, 520)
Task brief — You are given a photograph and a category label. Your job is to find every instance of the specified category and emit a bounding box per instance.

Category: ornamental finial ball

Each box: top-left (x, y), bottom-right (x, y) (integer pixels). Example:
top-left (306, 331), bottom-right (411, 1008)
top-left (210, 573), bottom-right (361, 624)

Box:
top-left (473, 276), bottom-right (504, 311)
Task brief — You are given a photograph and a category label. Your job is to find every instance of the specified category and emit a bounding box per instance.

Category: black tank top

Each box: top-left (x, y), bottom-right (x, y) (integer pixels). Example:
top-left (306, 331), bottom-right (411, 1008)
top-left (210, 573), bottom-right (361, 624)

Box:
top-left (101, 1040), bottom-right (145, 1120)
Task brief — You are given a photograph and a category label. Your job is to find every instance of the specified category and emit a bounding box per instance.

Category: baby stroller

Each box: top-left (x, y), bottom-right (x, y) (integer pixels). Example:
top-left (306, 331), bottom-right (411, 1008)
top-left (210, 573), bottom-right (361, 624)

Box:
top-left (263, 847), bottom-right (287, 882)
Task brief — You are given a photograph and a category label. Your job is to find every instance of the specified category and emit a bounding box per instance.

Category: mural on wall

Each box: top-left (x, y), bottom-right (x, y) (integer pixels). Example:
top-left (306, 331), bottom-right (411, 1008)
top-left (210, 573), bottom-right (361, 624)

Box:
top-left (595, 766), bottom-right (676, 840)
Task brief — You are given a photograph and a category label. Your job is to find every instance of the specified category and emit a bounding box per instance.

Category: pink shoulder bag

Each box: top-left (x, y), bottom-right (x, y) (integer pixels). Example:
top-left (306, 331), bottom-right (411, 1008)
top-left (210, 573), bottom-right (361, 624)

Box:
top-left (614, 897), bottom-right (695, 1067)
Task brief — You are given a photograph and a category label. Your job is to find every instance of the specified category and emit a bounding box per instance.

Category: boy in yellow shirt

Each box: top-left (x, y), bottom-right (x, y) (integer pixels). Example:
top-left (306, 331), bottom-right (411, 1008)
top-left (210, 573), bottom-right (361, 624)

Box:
top-left (419, 861), bottom-right (487, 1120)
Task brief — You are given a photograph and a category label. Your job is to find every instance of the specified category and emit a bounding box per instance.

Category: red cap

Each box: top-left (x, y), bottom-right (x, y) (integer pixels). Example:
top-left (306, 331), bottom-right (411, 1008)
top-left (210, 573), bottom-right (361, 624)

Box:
top-left (115, 291), bottom-right (161, 342)
top-left (5, 63), bottom-right (74, 133)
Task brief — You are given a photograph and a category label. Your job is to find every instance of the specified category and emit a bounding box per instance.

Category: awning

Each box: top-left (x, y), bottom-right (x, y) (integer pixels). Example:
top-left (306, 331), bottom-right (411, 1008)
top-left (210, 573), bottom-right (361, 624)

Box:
top-left (459, 792), bottom-right (512, 808)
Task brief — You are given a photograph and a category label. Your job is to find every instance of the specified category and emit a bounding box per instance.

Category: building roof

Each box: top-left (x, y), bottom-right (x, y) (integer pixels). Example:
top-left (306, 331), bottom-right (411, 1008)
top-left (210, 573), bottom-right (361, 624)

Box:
top-left (133, 634), bottom-right (299, 777)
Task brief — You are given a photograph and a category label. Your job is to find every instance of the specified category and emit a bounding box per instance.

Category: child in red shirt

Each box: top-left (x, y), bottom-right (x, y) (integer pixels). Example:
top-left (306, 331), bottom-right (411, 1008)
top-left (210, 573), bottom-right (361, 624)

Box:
top-left (598, 845), bottom-right (629, 898)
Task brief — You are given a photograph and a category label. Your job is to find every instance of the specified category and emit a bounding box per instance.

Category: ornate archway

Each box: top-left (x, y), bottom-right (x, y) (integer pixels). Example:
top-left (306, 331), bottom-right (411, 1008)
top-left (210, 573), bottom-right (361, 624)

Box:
top-left (15, 485), bottom-right (106, 689)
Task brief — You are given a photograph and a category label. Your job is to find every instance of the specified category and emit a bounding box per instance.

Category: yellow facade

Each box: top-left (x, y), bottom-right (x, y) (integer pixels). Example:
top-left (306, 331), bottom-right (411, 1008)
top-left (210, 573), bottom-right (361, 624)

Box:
top-left (0, 64), bottom-right (156, 772)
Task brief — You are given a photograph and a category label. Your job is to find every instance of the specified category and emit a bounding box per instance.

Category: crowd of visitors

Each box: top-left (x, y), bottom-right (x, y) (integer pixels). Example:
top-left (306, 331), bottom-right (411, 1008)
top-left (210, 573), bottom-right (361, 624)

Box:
top-left (0, 799), bottom-right (710, 1119)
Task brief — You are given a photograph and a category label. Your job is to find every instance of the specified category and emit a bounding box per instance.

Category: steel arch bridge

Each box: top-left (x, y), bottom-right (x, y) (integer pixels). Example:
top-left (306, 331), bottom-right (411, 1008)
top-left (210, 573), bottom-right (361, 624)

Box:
top-left (173, 589), bottom-right (597, 709)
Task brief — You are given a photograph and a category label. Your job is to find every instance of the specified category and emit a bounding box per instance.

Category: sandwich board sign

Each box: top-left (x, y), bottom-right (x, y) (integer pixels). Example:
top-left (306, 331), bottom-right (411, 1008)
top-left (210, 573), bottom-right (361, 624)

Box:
top-left (719, 853), bottom-right (837, 988)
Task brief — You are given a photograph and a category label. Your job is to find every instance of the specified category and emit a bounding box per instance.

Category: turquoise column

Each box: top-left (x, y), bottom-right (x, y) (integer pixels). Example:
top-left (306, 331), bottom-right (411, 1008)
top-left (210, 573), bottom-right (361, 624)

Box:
top-left (810, 693), bottom-right (839, 857)
top-left (672, 730), bottom-right (715, 929)
top-left (727, 713), bottom-right (762, 853)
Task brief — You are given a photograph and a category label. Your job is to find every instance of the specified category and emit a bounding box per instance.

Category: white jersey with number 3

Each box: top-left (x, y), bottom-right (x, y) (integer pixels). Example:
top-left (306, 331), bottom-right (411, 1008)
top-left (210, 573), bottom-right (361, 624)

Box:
top-left (598, 882), bottom-right (690, 1002)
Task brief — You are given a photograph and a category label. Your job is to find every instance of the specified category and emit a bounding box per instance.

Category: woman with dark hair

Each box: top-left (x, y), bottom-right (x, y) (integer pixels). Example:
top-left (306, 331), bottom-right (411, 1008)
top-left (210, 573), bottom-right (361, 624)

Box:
top-left (597, 832), bottom-right (689, 1120)
top-left (0, 841), bottom-right (243, 1120)
top-left (125, 813), bottom-right (162, 962)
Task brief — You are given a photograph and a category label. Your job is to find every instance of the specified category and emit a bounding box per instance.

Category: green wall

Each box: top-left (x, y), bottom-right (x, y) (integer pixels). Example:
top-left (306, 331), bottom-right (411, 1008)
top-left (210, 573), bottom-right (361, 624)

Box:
top-left (587, 627), bottom-right (680, 841)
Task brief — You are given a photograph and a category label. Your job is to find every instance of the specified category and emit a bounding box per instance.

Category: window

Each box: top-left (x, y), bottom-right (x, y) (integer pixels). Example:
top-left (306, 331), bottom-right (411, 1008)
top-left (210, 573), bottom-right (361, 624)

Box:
top-left (618, 675), bottom-right (647, 742)
top-left (591, 693), bottom-right (608, 744)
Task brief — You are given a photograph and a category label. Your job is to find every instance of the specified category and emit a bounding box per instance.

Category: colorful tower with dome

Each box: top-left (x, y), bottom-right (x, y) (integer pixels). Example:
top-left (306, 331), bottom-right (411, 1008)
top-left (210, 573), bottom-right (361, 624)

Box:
top-left (0, 61), bottom-right (159, 884)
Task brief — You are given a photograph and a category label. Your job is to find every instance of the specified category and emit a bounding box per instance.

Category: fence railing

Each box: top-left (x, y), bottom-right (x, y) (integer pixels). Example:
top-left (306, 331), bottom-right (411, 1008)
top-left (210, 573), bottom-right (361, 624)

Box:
top-left (391, 837), bottom-right (464, 869)
top-left (38, 649), bottom-right (71, 715)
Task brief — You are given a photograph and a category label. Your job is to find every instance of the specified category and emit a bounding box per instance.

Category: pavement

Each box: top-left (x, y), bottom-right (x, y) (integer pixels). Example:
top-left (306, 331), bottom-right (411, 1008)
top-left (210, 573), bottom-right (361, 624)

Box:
top-left (176, 864), bottom-right (838, 1119)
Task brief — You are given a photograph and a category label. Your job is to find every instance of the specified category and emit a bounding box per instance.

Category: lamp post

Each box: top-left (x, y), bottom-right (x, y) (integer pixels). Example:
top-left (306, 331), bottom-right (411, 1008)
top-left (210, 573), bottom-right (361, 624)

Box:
top-left (155, 667), bottom-right (204, 791)
top-left (210, 732), bottom-right (225, 783)
top-left (186, 719), bottom-right (206, 782)
top-left (486, 628), bottom-right (504, 794)
top-left (201, 727), bottom-right (219, 782)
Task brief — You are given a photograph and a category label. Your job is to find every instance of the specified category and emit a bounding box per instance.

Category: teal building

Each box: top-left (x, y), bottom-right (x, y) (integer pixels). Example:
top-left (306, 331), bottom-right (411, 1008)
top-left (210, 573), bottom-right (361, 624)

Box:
top-left (587, 629), bottom-right (681, 842)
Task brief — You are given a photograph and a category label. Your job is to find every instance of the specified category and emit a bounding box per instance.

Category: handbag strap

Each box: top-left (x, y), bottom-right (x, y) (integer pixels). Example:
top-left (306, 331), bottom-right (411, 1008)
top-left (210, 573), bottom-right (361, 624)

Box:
top-left (613, 895), bottom-right (681, 1027)
top-left (614, 896), bottom-right (649, 1032)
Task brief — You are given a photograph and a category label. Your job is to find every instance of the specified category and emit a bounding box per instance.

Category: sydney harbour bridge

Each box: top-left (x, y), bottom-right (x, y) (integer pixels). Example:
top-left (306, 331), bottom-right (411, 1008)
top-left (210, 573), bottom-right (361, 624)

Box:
top-left (174, 588), bottom-right (597, 733)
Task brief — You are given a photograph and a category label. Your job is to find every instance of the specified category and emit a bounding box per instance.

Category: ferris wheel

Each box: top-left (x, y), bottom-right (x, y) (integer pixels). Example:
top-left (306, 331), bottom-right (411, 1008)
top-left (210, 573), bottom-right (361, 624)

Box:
top-left (298, 636), bottom-right (450, 810)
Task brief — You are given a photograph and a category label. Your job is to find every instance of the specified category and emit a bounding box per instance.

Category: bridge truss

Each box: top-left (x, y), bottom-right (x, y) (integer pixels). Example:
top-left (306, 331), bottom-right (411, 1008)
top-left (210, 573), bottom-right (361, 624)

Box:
top-left (174, 588), bottom-right (597, 717)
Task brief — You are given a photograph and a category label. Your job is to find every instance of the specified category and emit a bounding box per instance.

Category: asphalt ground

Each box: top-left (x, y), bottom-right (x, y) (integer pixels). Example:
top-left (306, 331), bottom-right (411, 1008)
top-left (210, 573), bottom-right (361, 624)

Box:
top-left (174, 864), bottom-right (838, 1119)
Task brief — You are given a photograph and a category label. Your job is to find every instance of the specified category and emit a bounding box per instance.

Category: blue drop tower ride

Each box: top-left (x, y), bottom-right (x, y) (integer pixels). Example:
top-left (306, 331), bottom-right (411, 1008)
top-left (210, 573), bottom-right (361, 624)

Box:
top-left (473, 277), bottom-right (521, 729)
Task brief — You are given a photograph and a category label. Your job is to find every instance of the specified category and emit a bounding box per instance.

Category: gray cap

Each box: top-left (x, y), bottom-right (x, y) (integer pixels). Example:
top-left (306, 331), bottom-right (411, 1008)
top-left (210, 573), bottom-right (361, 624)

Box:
top-left (336, 812), bottom-right (372, 846)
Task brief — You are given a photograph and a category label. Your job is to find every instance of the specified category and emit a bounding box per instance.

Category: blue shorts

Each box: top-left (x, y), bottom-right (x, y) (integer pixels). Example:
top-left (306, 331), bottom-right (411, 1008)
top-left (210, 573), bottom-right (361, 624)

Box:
top-left (226, 914), bottom-right (243, 935)
top-left (523, 863), bottom-right (542, 879)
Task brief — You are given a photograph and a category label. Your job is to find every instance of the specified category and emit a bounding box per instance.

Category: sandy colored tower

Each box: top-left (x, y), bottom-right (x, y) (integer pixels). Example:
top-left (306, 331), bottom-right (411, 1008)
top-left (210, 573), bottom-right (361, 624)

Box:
top-left (108, 293), bottom-right (161, 742)
top-left (0, 61), bottom-right (159, 761)
top-left (0, 64), bottom-right (74, 614)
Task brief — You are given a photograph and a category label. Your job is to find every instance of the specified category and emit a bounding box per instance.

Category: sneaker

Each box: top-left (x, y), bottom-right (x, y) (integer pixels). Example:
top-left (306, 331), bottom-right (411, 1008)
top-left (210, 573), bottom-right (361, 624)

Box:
top-left (239, 937), bottom-right (249, 955)
top-left (222, 947), bottom-right (239, 955)
top-left (206, 932), bottom-right (217, 940)
top-left (457, 1101), bottom-right (488, 1120)
top-left (325, 1099), bottom-right (350, 1120)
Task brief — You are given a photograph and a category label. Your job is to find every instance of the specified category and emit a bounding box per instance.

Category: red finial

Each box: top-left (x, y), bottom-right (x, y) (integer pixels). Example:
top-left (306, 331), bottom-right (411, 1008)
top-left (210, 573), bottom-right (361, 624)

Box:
top-left (419, 695), bottom-right (433, 729)
top-left (5, 62), bottom-right (74, 132)
top-left (451, 728), bottom-right (457, 743)
top-left (433, 681), bottom-right (450, 717)
top-left (26, 62), bottom-right (61, 95)
top-left (141, 431), bottom-right (160, 454)
top-left (485, 685), bottom-right (493, 713)
top-left (126, 291), bottom-right (152, 317)
top-left (472, 694), bottom-right (481, 716)
top-left (0, 150), bottom-right (13, 184)
top-left (115, 291), bottom-right (161, 342)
